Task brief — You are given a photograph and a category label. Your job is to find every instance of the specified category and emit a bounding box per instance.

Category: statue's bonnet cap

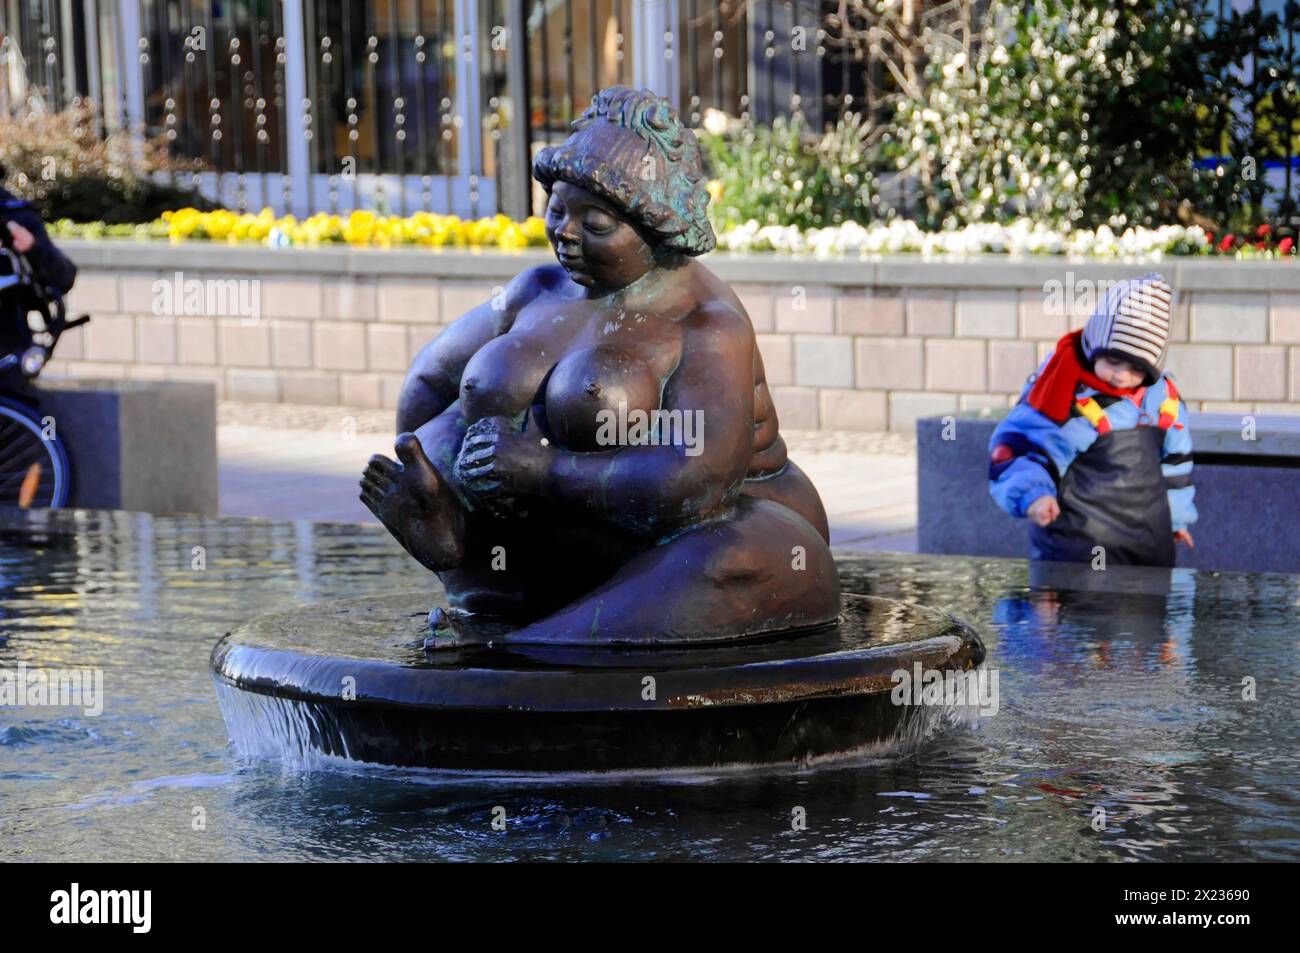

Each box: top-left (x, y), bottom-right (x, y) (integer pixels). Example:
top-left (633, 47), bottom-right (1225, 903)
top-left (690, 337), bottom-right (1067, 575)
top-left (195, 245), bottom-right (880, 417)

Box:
top-left (533, 86), bottom-right (716, 257)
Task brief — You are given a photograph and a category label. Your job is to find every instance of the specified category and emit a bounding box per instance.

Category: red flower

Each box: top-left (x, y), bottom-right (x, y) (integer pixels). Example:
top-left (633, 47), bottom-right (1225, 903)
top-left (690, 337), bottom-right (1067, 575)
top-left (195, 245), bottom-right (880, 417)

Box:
top-left (1257, 223), bottom-right (1272, 237)
top-left (1280, 237), bottom-right (1294, 254)
top-left (1219, 234), bottom-right (1235, 252)
top-left (1255, 241), bottom-right (1267, 250)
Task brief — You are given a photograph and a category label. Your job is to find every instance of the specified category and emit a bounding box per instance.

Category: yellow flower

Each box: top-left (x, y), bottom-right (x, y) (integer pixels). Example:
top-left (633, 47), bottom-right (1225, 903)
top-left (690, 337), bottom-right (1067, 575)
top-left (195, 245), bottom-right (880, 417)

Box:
top-left (152, 205), bottom-right (545, 248)
top-left (204, 210), bottom-right (237, 241)
top-left (343, 210), bottom-right (377, 244)
top-left (165, 208), bottom-right (203, 241)
top-left (522, 217), bottom-right (547, 244)
top-left (499, 223), bottom-right (527, 249)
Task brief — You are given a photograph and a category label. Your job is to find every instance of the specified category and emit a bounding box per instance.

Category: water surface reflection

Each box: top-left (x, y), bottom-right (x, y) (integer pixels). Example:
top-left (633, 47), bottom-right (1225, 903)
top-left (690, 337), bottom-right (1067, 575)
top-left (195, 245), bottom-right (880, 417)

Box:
top-left (1, 510), bottom-right (1296, 861)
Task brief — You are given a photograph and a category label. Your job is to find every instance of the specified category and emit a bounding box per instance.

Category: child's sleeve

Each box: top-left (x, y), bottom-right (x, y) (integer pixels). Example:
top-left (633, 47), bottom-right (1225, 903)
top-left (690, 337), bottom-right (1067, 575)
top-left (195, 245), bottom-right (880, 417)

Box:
top-left (1158, 377), bottom-right (1197, 531)
top-left (987, 403), bottom-right (1062, 519)
top-left (987, 356), bottom-right (1079, 519)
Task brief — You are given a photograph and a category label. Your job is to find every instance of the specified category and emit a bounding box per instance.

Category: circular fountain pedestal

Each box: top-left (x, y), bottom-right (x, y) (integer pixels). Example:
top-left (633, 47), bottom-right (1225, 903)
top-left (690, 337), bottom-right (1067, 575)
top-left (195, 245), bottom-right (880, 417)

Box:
top-left (211, 590), bottom-right (984, 773)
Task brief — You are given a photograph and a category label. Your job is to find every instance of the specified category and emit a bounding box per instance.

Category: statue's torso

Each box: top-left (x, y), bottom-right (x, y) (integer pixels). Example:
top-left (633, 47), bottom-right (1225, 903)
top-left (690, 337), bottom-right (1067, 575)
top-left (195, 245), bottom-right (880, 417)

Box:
top-left (458, 288), bottom-right (685, 447)
top-left (456, 262), bottom-right (783, 477)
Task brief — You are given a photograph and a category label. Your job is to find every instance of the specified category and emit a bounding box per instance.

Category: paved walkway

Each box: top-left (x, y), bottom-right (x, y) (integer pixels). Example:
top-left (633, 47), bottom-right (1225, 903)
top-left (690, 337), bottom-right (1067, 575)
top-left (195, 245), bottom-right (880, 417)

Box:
top-left (217, 403), bottom-right (919, 552)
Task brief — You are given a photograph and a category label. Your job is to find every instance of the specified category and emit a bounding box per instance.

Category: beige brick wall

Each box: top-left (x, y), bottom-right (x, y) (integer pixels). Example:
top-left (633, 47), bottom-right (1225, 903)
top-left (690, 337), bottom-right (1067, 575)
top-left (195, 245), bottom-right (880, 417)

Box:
top-left (46, 248), bottom-right (1300, 431)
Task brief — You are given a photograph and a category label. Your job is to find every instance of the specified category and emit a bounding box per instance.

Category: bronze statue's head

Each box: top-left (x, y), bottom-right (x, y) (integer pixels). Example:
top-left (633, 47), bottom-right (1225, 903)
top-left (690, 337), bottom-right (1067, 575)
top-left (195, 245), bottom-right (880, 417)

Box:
top-left (533, 87), bottom-right (715, 290)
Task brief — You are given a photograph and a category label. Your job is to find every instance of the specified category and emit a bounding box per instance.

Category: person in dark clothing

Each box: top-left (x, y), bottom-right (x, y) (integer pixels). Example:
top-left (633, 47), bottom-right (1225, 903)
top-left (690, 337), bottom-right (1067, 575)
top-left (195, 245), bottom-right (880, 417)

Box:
top-left (0, 170), bottom-right (79, 359)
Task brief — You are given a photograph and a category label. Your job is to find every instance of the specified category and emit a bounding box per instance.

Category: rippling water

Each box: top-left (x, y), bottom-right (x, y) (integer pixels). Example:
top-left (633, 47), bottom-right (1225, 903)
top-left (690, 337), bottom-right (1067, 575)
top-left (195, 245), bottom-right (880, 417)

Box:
top-left (1, 509), bottom-right (1297, 861)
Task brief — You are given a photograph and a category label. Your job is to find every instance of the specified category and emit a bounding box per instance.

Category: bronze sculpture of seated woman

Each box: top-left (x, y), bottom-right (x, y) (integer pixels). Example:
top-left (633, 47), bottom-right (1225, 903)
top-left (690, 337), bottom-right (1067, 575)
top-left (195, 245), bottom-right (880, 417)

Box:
top-left (361, 86), bottom-right (840, 646)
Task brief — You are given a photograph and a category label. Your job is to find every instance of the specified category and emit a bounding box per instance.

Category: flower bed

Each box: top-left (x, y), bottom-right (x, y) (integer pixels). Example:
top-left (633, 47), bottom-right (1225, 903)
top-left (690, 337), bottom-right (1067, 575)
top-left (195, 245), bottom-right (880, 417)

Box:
top-left (715, 220), bottom-right (1294, 259)
top-left (48, 208), bottom-right (550, 250)
top-left (45, 207), bottom-right (1296, 260)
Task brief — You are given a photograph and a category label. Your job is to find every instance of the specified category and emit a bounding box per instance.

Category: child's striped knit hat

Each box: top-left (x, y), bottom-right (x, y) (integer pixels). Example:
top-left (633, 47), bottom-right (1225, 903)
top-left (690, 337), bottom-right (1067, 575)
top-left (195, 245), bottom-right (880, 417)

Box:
top-left (1081, 272), bottom-right (1174, 386)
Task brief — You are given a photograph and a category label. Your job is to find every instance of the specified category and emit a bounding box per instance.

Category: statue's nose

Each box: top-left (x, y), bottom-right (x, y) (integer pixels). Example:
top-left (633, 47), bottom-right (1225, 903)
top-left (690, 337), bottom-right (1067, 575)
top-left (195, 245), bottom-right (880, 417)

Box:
top-left (554, 216), bottom-right (581, 246)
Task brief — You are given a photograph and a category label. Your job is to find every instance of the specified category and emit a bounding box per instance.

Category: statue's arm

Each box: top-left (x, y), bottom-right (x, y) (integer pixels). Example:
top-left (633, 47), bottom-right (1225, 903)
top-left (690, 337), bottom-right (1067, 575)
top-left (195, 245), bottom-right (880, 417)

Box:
top-left (395, 269), bottom-right (542, 433)
top-left (748, 340), bottom-right (787, 476)
top-left (538, 302), bottom-right (755, 534)
top-left (715, 275), bottom-right (785, 475)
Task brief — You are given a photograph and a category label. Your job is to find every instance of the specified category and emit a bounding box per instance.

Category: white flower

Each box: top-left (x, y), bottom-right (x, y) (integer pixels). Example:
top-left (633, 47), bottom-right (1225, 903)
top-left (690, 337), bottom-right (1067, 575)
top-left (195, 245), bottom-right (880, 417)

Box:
top-left (701, 108), bottom-right (731, 136)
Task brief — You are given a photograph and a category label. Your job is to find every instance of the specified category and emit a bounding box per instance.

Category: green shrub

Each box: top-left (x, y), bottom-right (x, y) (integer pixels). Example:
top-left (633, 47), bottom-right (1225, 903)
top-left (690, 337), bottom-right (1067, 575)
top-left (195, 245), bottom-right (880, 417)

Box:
top-left (0, 102), bottom-right (217, 223)
top-left (892, 0), bottom-right (1269, 230)
top-left (700, 110), bottom-right (887, 232)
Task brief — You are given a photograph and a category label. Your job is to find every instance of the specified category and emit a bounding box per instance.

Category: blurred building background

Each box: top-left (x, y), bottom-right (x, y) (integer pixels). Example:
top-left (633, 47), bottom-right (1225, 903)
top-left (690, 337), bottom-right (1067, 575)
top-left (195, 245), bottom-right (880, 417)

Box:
top-left (2, 0), bottom-right (861, 219)
top-left (5, 2), bottom-right (1300, 221)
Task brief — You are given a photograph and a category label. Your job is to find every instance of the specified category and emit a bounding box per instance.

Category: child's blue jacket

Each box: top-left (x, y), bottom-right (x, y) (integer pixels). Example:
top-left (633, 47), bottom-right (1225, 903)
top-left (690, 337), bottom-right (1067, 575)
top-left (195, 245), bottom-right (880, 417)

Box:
top-left (988, 353), bottom-right (1197, 531)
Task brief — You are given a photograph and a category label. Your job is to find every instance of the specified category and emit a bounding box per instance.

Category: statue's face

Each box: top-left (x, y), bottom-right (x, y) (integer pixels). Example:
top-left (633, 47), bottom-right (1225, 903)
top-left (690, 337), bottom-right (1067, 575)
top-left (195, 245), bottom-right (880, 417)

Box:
top-left (544, 181), bottom-right (657, 292)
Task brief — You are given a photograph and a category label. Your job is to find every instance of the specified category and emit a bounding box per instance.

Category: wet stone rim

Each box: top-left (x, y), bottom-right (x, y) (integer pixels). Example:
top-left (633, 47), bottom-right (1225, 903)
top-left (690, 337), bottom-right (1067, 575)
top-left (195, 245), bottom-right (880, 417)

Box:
top-left (209, 592), bottom-right (986, 715)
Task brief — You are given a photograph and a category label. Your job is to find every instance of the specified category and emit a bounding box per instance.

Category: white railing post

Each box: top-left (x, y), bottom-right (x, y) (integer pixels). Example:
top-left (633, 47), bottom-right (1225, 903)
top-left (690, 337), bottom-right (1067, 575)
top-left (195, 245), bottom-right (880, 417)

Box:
top-left (119, 0), bottom-right (144, 133)
top-left (454, 0), bottom-right (482, 216)
top-left (58, 0), bottom-right (76, 106)
top-left (280, 0), bottom-right (311, 216)
top-left (81, 0), bottom-right (101, 109)
top-left (632, 0), bottom-right (678, 103)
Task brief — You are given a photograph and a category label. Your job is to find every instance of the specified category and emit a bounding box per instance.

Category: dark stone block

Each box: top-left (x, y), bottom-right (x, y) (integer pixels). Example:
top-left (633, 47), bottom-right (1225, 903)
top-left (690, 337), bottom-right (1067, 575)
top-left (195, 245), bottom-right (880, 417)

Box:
top-left (917, 414), bottom-right (1028, 559)
top-left (917, 413), bottom-right (1300, 575)
top-left (32, 378), bottom-right (217, 515)
top-left (1181, 463), bottom-right (1300, 574)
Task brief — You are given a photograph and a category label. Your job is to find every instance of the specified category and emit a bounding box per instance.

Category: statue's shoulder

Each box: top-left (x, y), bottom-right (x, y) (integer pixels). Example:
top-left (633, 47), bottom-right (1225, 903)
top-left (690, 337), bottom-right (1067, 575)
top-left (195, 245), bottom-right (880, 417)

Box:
top-left (461, 263), bottom-right (571, 333)
top-left (507, 263), bottom-right (571, 305)
top-left (488, 260), bottom-right (556, 304)
top-left (685, 259), bottom-right (754, 326)
top-left (684, 293), bottom-right (751, 345)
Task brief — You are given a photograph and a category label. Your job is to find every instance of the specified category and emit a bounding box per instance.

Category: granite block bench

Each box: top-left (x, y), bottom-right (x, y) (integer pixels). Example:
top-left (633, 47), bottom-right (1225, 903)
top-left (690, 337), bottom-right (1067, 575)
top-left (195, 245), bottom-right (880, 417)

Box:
top-left (27, 379), bottom-right (218, 516)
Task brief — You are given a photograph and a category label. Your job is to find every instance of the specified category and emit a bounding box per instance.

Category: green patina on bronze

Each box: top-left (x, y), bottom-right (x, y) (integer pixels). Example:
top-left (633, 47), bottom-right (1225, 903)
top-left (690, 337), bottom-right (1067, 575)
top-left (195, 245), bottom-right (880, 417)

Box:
top-left (533, 86), bottom-right (716, 257)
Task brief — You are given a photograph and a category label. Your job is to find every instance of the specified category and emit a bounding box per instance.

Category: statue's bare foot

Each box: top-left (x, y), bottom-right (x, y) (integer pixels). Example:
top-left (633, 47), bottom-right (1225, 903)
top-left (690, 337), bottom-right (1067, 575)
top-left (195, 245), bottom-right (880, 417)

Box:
top-left (360, 432), bottom-right (465, 572)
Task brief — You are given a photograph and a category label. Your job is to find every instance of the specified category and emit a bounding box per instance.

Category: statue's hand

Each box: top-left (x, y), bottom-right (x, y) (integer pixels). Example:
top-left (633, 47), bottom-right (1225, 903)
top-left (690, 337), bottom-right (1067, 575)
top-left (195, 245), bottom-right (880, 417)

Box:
top-left (454, 412), bottom-right (551, 514)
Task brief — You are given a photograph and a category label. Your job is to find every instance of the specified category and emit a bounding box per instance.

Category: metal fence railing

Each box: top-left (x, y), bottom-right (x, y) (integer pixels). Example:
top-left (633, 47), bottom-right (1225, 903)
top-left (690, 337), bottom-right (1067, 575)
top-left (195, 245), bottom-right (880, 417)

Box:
top-left (1, 0), bottom-right (509, 218)
top-left (3, 1), bottom-right (1299, 221)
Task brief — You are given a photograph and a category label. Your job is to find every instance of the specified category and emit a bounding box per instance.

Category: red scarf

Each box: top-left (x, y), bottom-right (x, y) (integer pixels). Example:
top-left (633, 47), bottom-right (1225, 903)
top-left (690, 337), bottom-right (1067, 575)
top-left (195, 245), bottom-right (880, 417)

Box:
top-left (1027, 330), bottom-right (1141, 424)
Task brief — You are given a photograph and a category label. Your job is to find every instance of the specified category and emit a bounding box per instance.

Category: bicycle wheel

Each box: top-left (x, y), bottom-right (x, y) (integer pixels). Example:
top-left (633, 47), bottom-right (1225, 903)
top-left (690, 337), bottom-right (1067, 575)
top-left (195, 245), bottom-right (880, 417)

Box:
top-left (0, 394), bottom-right (70, 509)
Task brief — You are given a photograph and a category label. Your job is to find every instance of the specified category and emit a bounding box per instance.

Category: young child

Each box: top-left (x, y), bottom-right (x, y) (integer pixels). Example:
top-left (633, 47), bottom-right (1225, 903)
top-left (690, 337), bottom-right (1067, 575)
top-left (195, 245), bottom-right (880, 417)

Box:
top-left (988, 273), bottom-right (1196, 567)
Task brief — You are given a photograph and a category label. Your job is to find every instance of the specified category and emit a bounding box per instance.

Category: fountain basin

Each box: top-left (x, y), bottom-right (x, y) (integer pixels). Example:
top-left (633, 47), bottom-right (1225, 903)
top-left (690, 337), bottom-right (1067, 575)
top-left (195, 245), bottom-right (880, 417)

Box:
top-left (6, 507), bottom-right (1295, 860)
top-left (211, 589), bottom-right (985, 773)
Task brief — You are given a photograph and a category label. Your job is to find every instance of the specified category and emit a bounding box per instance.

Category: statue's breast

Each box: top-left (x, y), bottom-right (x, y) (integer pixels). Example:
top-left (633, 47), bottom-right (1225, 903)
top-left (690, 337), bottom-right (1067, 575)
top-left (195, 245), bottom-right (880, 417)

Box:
top-left (459, 333), bottom-right (554, 421)
top-left (543, 345), bottom-right (662, 453)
